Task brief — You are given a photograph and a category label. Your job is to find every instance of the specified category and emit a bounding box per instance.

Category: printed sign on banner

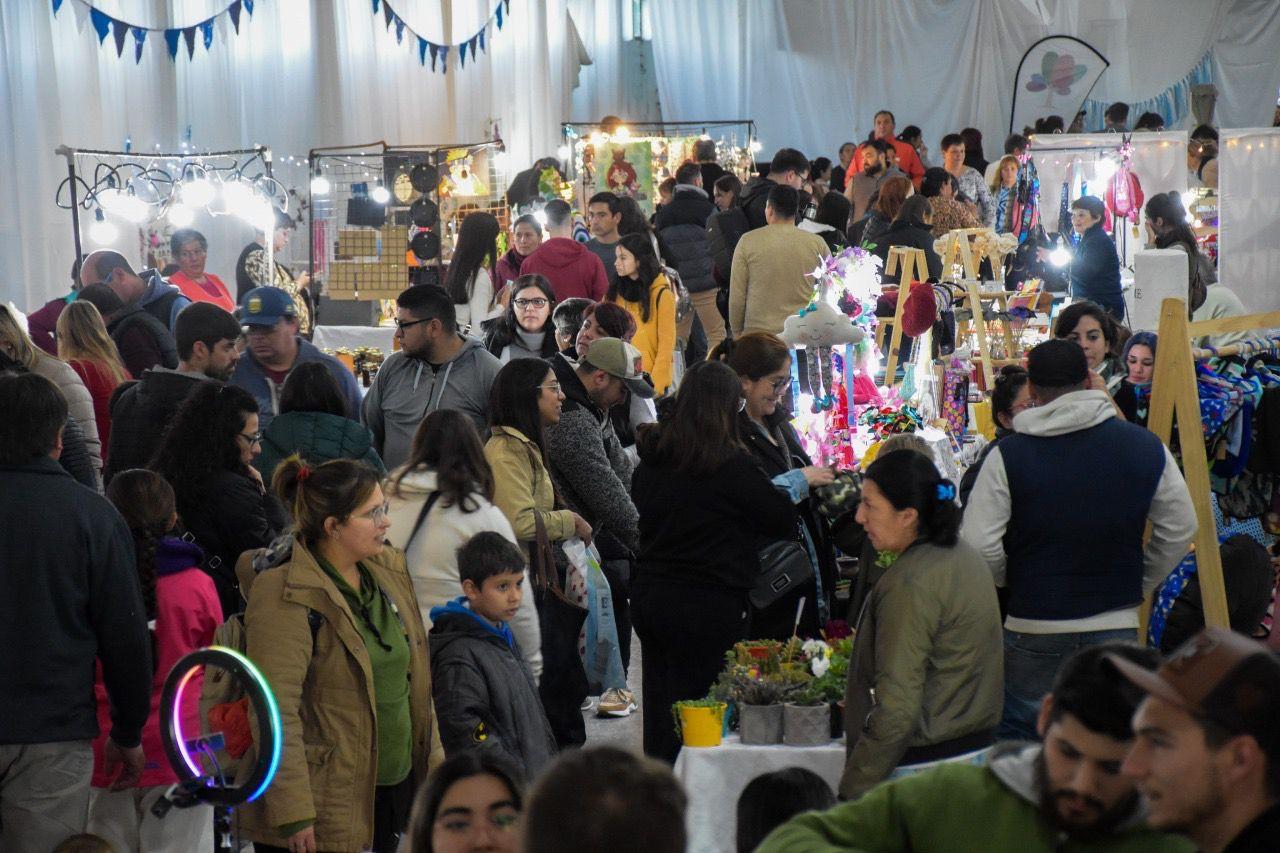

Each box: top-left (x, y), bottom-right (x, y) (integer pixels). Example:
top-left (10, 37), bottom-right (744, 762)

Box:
top-left (1009, 36), bottom-right (1109, 137)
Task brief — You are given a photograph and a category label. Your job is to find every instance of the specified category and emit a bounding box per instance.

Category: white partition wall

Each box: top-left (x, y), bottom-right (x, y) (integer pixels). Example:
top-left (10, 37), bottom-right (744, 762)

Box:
top-left (1219, 128), bottom-right (1280, 313)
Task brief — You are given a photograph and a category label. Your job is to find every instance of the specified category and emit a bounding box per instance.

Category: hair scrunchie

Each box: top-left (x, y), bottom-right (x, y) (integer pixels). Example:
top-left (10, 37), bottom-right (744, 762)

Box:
top-left (297, 464), bottom-right (311, 483)
top-left (935, 481), bottom-right (956, 502)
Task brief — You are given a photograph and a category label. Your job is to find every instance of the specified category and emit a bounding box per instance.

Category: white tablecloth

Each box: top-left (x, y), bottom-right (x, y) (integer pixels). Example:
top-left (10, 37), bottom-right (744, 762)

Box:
top-left (311, 324), bottom-right (397, 354)
top-left (673, 734), bottom-right (845, 853)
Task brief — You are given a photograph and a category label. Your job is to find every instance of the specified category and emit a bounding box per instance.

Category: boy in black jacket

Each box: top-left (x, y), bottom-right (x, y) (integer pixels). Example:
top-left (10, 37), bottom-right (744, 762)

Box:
top-left (429, 532), bottom-right (558, 780)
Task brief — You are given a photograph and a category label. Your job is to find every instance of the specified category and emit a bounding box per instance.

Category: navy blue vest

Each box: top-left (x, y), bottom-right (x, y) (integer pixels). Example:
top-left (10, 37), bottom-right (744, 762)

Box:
top-left (999, 418), bottom-right (1165, 621)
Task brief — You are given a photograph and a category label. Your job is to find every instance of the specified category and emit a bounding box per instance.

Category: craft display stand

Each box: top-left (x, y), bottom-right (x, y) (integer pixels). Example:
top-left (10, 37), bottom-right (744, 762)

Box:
top-left (1146, 296), bottom-right (1280, 632)
top-left (876, 246), bottom-right (928, 385)
top-left (937, 229), bottom-right (1022, 390)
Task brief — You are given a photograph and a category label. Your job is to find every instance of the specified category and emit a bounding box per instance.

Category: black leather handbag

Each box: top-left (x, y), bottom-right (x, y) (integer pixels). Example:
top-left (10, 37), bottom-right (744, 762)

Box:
top-left (751, 537), bottom-right (814, 610)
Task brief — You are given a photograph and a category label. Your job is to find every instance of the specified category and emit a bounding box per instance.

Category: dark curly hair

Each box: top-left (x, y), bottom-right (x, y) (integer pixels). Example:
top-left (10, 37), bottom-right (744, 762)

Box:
top-left (149, 382), bottom-right (260, 501)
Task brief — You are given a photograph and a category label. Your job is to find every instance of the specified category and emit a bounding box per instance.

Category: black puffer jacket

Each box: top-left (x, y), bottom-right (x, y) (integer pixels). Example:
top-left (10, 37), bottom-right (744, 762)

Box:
top-left (176, 468), bottom-right (290, 616)
top-left (105, 370), bottom-right (209, 483)
top-left (429, 598), bottom-right (558, 780)
top-left (655, 187), bottom-right (717, 293)
top-left (108, 306), bottom-right (179, 378)
top-left (59, 415), bottom-right (98, 490)
top-left (738, 176), bottom-right (777, 231)
top-left (872, 217), bottom-right (944, 284)
top-left (707, 206), bottom-right (750, 288)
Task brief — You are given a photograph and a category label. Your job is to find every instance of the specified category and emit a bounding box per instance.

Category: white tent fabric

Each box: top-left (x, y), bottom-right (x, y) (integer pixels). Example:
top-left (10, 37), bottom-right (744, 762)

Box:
top-left (0, 0), bottom-right (585, 308)
top-left (1218, 128), bottom-right (1280, 313)
top-left (650, 0), bottom-right (1280, 162)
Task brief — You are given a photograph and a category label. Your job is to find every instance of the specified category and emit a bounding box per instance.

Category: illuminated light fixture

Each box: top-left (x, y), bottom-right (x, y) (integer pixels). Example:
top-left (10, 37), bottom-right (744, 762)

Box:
top-left (89, 208), bottom-right (118, 244)
top-left (1049, 246), bottom-right (1071, 267)
top-left (556, 144), bottom-right (571, 160)
top-left (100, 185), bottom-right (149, 224)
top-left (182, 176), bottom-right (215, 208)
top-left (370, 180), bottom-right (391, 205)
top-left (589, 131), bottom-right (604, 146)
top-left (614, 126), bottom-right (631, 141)
top-left (310, 173), bottom-right (331, 195)
top-left (167, 202), bottom-right (194, 228)
top-left (749, 140), bottom-right (763, 153)
top-left (221, 179), bottom-right (256, 216)
top-left (1181, 190), bottom-right (1198, 214)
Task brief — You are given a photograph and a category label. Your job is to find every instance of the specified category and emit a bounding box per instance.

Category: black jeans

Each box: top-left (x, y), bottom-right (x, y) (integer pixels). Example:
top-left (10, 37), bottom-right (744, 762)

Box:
top-left (631, 579), bottom-right (749, 763)
top-left (253, 772), bottom-right (414, 853)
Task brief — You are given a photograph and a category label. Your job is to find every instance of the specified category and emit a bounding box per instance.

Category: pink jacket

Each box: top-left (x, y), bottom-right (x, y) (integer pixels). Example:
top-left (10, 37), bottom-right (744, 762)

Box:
top-left (92, 538), bottom-right (223, 788)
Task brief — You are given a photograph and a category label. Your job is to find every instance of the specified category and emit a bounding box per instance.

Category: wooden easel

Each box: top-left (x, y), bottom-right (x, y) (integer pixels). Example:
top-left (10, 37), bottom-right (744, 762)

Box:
top-left (1146, 297), bottom-right (1280, 632)
top-left (877, 246), bottom-right (928, 385)
top-left (938, 228), bottom-right (995, 281)
top-left (958, 283), bottom-right (1021, 389)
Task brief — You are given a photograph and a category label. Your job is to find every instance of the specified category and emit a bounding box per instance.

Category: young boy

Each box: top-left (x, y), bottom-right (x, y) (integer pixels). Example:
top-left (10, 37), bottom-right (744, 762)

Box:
top-left (429, 532), bottom-right (558, 779)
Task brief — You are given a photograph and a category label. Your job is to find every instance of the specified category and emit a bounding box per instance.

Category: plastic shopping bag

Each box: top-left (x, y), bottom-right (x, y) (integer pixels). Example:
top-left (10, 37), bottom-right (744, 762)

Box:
top-left (563, 538), bottom-right (626, 695)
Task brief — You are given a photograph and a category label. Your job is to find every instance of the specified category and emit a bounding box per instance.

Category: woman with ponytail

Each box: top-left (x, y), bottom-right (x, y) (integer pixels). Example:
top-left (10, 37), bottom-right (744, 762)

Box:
top-left (237, 456), bottom-right (443, 853)
top-left (838, 449), bottom-right (1003, 800)
top-left (88, 469), bottom-right (222, 852)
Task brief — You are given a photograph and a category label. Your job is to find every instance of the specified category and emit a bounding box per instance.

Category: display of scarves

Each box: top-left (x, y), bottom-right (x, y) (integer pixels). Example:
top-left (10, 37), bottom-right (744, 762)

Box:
top-left (1012, 158), bottom-right (1039, 243)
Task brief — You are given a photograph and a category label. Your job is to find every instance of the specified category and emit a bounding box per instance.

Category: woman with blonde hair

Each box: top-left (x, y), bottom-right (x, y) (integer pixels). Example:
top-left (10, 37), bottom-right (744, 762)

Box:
top-left (57, 300), bottom-right (130, 458)
top-left (0, 303), bottom-right (102, 476)
top-left (988, 155), bottom-right (1021, 233)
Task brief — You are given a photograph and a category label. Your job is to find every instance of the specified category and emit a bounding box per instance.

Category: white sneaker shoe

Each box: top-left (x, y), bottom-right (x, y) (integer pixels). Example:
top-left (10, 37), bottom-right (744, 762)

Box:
top-left (596, 688), bottom-right (637, 717)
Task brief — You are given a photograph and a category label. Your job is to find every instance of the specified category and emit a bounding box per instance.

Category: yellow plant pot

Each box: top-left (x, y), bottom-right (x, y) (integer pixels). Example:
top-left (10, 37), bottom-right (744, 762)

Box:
top-left (678, 703), bottom-right (726, 748)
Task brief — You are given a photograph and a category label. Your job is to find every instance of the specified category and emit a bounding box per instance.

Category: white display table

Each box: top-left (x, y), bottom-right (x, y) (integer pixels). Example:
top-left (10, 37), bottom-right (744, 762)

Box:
top-left (311, 324), bottom-right (397, 354)
top-left (672, 734), bottom-right (844, 853)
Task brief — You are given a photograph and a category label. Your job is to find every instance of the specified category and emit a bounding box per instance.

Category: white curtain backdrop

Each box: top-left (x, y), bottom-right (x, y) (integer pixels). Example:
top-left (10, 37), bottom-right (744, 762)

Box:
top-left (650, 0), bottom-right (1280, 162)
top-left (0, 0), bottom-right (585, 308)
top-left (1219, 128), bottom-right (1280, 313)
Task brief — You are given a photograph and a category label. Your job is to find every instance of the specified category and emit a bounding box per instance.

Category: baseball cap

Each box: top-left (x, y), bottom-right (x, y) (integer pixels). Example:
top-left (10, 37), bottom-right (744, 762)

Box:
top-left (240, 286), bottom-right (297, 328)
top-left (1107, 627), bottom-right (1280, 749)
top-left (582, 337), bottom-right (655, 399)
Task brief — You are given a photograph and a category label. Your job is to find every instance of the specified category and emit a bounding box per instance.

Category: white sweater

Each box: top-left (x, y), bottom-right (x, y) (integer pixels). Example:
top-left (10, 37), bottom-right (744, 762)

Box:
top-left (453, 268), bottom-right (503, 334)
top-left (385, 468), bottom-right (542, 680)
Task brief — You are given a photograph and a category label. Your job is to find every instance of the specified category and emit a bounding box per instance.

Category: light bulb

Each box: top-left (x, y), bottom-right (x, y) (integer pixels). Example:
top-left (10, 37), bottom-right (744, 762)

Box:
top-left (182, 177), bottom-right (215, 208)
top-left (614, 126), bottom-right (631, 140)
top-left (589, 132), bottom-right (604, 146)
top-left (749, 140), bottom-right (763, 153)
top-left (89, 209), bottom-right (118, 245)
top-left (167, 203), bottom-right (194, 228)
top-left (310, 174), bottom-right (331, 195)
top-left (556, 144), bottom-right (571, 160)
top-left (100, 187), bottom-right (149, 223)
top-left (222, 180), bottom-right (256, 216)
top-left (370, 182), bottom-right (391, 204)
top-left (1093, 158), bottom-right (1117, 181)
top-left (1049, 247), bottom-right (1071, 267)
top-left (243, 197), bottom-right (275, 231)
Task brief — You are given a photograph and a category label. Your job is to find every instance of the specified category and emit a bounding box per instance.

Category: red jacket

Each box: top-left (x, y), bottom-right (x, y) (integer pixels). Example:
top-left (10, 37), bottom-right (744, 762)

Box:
top-left (854, 137), bottom-right (925, 189)
top-left (519, 237), bottom-right (609, 302)
top-left (27, 296), bottom-right (68, 355)
top-left (67, 359), bottom-right (127, 459)
top-left (91, 538), bottom-right (223, 789)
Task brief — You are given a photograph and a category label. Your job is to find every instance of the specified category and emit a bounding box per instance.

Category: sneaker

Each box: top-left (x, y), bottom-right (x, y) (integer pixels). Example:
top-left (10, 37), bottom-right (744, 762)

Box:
top-left (597, 688), bottom-right (637, 717)
top-left (580, 697), bottom-right (595, 712)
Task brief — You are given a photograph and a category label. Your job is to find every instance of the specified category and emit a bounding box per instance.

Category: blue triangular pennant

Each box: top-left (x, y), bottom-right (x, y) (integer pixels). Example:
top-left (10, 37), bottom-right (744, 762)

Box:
top-left (394, 16), bottom-right (405, 43)
top-left (200, 19), bottom-right (214, 50)
top-left (429, 42), bottom-right (439, 71)
top-left (440, 45), bottom-right (449, 73)
top-left (243, 0), bottom-right (254, 15)
top-left (383, 2), bottom-right (394, 28)
top-left (229, 0), bottom-right (243, 33)
top-left (371, 0), bottom-right (380, 13)
top-left (90, 8), bottom-right (111, 44)
top-left (496, 2), bottom-right (503, 29)
top-left (165, 28), bottom-right (181, 59)
top-left (52, 0), bottom-right (65, 15)
top-left (504, 0), bottom-right (510, 15)
top-left (471, 35), bottom-right (479, 61)
top-left (418, 37), bottom-right (427, 65)
top-left (460, 41), bottom-right (467, 68)
top-left (132, 27), bottom-right (146, 63)
top-left (111, 18), bottom-right (129, 56)
top-left (183, 26), bottom-right (197, 59)
top-left (479, 29), bottom-right (486, 53)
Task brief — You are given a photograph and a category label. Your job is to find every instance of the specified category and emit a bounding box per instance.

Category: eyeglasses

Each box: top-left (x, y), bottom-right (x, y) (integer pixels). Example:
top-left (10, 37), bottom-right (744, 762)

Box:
top-left (538, 381), bottom-right (562, 393)
top-left (394, 317), bottom-right (432, 331)
top-left (239, 431), bottom-right (262, 446)
top-left (177, 249), bottom-right (206, 259)
top-left (358, 502), bottom-right (391, 525)
top-left (768, 376), bottom-right (791, 393)
top-left (514, 298), bottom-right (549, 309)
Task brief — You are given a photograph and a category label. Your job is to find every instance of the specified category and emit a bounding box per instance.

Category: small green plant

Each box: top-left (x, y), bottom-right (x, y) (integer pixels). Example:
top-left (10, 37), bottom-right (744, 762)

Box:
top-left (732, 673), bottom-right (797, 706)
top-left (788, 681), bottom-right (827, 707)
top-left (671, 698), bottom-right (726, 737)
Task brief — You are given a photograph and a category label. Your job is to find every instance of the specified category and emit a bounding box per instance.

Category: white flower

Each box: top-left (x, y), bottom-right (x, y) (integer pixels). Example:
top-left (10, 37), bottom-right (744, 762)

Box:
top-left (802, 639), bottom-right (828, 658)
top-left (811, 656), bottom-right (831, 678)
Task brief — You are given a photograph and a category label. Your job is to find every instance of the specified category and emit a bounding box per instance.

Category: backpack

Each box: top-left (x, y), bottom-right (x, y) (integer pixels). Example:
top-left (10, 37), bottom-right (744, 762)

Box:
top-left (199, 535), bottom-right (322, 767)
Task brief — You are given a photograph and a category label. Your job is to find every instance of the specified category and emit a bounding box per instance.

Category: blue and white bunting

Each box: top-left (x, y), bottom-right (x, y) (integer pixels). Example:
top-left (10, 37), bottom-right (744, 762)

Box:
top-left (370, 1), bottom-right (510, 74)
top-left (54, 0), bottom-right (260, 63)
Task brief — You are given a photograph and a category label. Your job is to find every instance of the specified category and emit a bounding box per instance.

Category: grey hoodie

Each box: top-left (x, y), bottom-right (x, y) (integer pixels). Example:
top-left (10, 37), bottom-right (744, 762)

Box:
top-left (961, 390), bottom-right (1196, 633)
top-left (362, 335), bottom-right (502, 470)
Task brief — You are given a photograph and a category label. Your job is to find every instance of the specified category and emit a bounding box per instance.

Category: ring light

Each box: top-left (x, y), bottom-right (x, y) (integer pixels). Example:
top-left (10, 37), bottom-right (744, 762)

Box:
top-left (159, 646), bottom-right (282, 806)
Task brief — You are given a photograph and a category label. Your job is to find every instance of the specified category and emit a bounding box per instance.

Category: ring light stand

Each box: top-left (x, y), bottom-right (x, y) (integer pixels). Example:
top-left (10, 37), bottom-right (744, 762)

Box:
top-left (154, 647), bottom-right (282, 852)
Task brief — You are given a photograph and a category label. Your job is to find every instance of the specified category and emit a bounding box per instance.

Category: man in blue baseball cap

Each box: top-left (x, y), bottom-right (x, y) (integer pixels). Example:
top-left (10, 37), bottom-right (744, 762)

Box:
top-left (230, 286), bottom-right (361, 431)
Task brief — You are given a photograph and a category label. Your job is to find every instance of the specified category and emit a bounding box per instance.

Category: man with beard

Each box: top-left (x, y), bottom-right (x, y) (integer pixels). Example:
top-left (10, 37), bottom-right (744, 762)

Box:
top-left (363, 284), bottom-right (502, 469)
top-left (844, 139), bottom-right (904, 222)
top-left (104, 302), bottom-right (241, 483)
top-left (1111, 628), bottom-right (1280, 853)
top-left (758, 644), bottom-right (1191, 852)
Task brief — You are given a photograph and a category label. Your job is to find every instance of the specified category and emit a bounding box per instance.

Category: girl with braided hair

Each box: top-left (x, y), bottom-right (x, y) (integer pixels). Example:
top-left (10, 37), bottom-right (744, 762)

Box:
top-left (87, 469), bottom-right (223, 852)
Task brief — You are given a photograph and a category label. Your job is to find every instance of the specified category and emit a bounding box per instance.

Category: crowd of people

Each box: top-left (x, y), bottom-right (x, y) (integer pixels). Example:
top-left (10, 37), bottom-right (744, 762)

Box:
top-left (1, 100), bottom-right (1276, 853)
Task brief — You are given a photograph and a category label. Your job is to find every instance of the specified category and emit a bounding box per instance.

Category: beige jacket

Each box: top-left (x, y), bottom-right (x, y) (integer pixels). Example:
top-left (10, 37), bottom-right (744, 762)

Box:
top-left (841, 539), bottom-right (1003, 799)
top-left (484, 426), bottom-right (576, 548)
top-left (728, 222), bottom-right (830, 336)
top-left (236, 543), bottom-right (444, 851)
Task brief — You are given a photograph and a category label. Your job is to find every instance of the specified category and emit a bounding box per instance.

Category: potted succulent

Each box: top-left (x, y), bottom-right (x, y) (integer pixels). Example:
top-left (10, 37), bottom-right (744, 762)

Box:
top-left (672, 699), bottom-right (728, 748)
top-left (784, 682), bottom-right (832, 746)
top-left (733, 675), bottom-right (792, 745)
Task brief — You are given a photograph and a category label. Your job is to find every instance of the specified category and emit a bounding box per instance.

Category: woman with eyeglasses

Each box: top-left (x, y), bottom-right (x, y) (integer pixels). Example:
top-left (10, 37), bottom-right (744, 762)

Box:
top-left (630, 361), bottom-right (798, 762)
top-left (712, 333), bottom-right (839, 639)
top-left (403, 752), bottom-right (523, 853)
top-left (236, 455), bottom-right (443, 853)
top-left (483, 274), bottom-right (560, 363)
top-left (149, 381), bottom-right (288, 616)
top-left (168, 228), bottom-right (234, 311)
top-left (484, 358), bottom-right (593, 749)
